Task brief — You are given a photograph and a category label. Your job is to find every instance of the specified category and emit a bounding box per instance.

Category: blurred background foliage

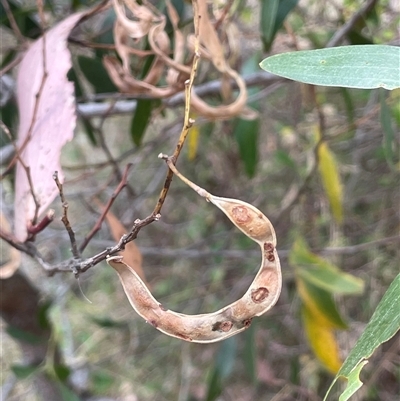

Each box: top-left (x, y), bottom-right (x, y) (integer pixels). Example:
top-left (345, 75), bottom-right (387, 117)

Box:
top-left (1, 0), bottom-right (399, 400)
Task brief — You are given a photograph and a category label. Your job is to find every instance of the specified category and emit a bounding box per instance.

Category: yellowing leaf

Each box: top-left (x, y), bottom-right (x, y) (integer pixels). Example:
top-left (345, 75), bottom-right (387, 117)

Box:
top-left (302, 305), bottom-right (342, 374)
top-left (187, 124), bottom-right (200, 161)
top-left (290, 237), bottom-right (364, 295)
top-left (316, 128), bottom-right (343, 223)
top-left (297, 278), bottom-right (347, 329)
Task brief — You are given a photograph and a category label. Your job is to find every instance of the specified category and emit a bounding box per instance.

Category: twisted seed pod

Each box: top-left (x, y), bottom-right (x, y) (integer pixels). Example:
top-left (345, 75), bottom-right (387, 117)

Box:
top-left (107, 161), bottom-right (282, 343)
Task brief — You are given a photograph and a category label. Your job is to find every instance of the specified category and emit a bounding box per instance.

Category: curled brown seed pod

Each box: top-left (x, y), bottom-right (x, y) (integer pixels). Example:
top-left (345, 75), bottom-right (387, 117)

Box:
top-left (107, 162), bottom-right (282, 343)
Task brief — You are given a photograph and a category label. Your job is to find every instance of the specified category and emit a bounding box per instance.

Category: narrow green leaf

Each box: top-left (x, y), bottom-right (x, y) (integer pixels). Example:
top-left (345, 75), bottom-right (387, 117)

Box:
top-left (91, 316), bottom-right (127, 329)
top-left (338, 361), bottom-right (368, 401)
top-left (57, 381), bottom-right (81, 401)
top-left (274, 0), bottom-right (299, 33)
top-left (260, 45), bottom-right (400, 90)
top-left (274, 149), bottom-right (297, 170)
top-left (297, 278), bottom-right (348, 329)
top-left (91, 370), bottom-right (115, 394)
top-left (244, 319), bottom-right (257, 383)
top-left (291, 237), bottom-right (364, 295)
top-left (11, 364), bottom-right (38, 379)
top-left (54, 364), bottom-right (71, 382)
top-left (324, 274), bottom-right (400, 400)
top-left (206, 337), bottom-right (237, 401)
top-left (260, 0), bottom-right (279, 50)
top-left (77, 55), bottom-right (117, 94)
top-left (234, 117), bottom-right (259, 177)
top-left (130, 99), bottom-right (153, 146)
top-left (6, 326), bottom-right (42, 344)
top-left (380, 89), bottom-right (396, 167)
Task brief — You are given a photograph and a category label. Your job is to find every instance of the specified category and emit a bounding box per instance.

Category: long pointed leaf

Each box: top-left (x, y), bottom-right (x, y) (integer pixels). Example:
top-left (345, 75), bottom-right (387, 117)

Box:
top-left (260, 45), bottom-right (400, 90)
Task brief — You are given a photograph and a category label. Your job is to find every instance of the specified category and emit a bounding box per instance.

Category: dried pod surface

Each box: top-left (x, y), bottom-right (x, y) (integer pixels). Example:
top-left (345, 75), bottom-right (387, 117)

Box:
top-left (107, 165), bottom-right (282, 343)
top-left (209, 196), bottom-right (276, 245)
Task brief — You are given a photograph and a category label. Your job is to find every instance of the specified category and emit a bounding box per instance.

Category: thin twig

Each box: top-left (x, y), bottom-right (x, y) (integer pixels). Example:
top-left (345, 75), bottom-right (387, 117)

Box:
top-left (94, 99), bottom-right (136, 197)
top-left (0, 120), bottom-right (41, 227)
top-left (214, 0), bottom-right (235, 30)
top-left (0, 53), bottom-right (24, 76)
top-left (27, 209), bottom-right (55, 237)
top-left (53, 171), bottom-right (80, 261)
top-left (68, 37), bottom-right (117, 50)
top-left (0, 0), bottom-right (25, 43)
top-left (79, 163), bottom-right (133, 253)
top-left (151, 3), bottom-right (201, 216)
top-left (326, 0), bottom-right (378, 48)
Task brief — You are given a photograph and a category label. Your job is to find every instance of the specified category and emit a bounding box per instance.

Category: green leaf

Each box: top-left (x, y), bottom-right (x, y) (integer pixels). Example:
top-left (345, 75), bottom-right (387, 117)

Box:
top-left (206, 337), bottom-right (237, 401)
top-left (91, 316), bottom-right (127, 329)
top-left (260, 0), bottom-right (279, 50)
top-left (0, 0), bottom-right (41, 38)
top-left (297, 278), bottom-right (348, 329)
top-left (91, 370), bottom-right (115, 394)
top-left (274, 148), bottom-right (297, 170)
top-left (57, 381), bottom-right (81, 401)
top-left (11, 364), bottom-right (38, 379)
top-left (37, 300), bottom-right (52, 330)
top-left (54, 364), bottom-right (71, 382)
top-left (260, 0), bottom-right (298, 51)
top-left (339, 361), bottom-right (368, 401)
top-left (380, 89), bottom-right (396, 167)
top-left (324, 274), bottom-right (400, 401)
top-left (77, 55), bottom-right (117, 94)
top-left (290, 237), bottom-right (364, 295)
top-left (243, 319), bottom-right (257, 383)
top-left (234, 117), bottom-right (259, 178)
top-left (130, 99), bottom-right (153, 146)
top-left (6, 326), bottom-right (42, 344)
top-left (260, 45), bottom-right (400, 90)
top-left (274, 0), bottom-right (299, 33)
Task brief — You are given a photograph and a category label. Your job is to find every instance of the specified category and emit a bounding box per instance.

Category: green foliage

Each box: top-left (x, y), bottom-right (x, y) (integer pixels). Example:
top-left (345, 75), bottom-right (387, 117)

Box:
top-left (77, 55), bottom-right (118, 94)
top-left (130, 99), bottom-right (154, 146)
top-left (11, 364), bottom-right (38, 379)
top-left (260, 0), bottom-right (299, 51)
top-left (6, 326), bottom-right (42, 344)
top-left (260, 45), bottom-right (400, 90)
top-left (0, 0), bottom-right (41, 38)
top-left (291, 237), bottom-right (364, 295)
top-left (206, 337), bottom-right (237, 401)
top-left (233, 117), bottom-right (259, 177)
top-left (324, 274), bottom-right (400, 400)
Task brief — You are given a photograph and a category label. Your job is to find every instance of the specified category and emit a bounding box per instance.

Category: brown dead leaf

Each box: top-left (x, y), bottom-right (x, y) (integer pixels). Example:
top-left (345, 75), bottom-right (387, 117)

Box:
top-left (14, 12), bottom-right (87, 241)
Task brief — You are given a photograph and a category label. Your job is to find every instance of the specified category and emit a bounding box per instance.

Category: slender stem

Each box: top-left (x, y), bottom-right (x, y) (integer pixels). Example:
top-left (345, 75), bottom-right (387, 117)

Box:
top-left (79, 163), bottom-right (132, 253)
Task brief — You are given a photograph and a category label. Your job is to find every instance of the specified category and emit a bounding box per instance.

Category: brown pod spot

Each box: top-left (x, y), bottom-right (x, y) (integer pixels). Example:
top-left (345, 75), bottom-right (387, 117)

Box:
top-left (264, 242), bottom-right (274, 252)
top-left (147, 319), bottom-right (158, 328)
top-left (267, 253), bottom-right (275, 262)
top-left (158, 303), bottom-right (167, 311)
top-left (232, 206), bottom-right (251, 223)
top-left (242, 318), bottom-right (252, 328)
top-left (251, 287), bottom-right (270, 303)
top-left (212, 321), bottom-right (233, 332)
